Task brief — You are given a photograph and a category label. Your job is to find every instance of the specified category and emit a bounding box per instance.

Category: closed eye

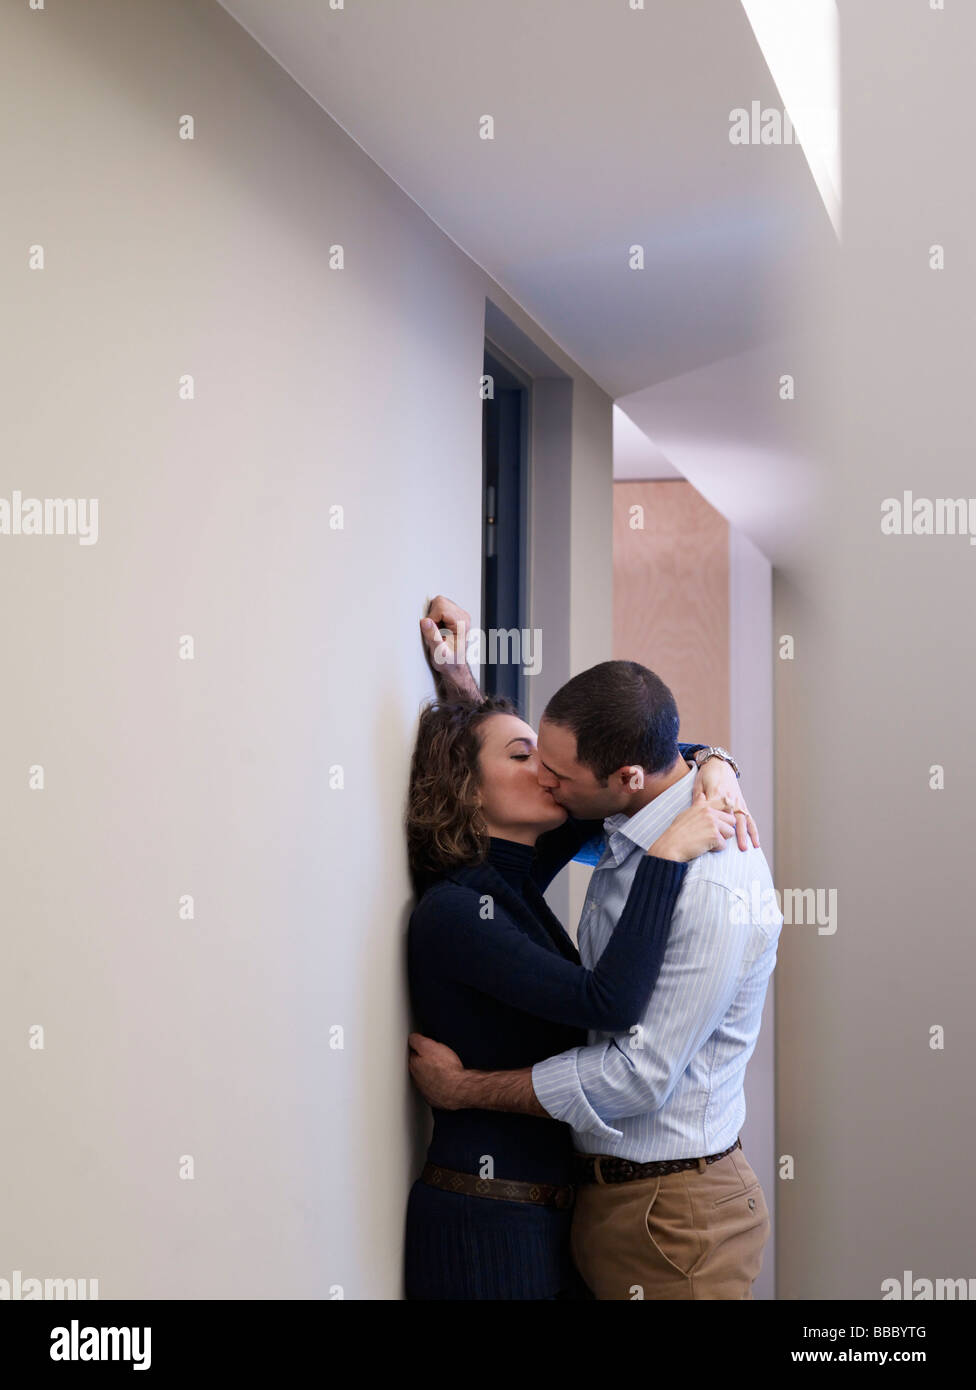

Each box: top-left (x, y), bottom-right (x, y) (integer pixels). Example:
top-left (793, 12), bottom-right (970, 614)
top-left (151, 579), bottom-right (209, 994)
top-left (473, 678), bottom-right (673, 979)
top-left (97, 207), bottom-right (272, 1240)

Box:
top-left (511, 754), bottom-right (531, 761)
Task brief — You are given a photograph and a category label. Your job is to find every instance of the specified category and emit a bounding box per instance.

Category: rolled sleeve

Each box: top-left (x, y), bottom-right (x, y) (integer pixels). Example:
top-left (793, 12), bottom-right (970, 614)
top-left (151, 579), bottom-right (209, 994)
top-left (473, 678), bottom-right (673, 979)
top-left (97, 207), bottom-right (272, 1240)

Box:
top-left (531, 1050), bottom-right (624, 1140)
top-left (574, 1035), bottom-right (658, 1121)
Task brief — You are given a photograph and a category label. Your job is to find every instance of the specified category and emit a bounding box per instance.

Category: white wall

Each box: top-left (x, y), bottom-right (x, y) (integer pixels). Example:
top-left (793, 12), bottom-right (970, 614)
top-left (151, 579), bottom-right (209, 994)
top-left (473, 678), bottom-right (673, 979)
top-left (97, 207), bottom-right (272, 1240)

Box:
top-left (773, 0), bottom-right (976, 1299)
top-left (0, 0), bottom-right (613, 1298)
top-left (729, 525), bottom-right (775, 1300)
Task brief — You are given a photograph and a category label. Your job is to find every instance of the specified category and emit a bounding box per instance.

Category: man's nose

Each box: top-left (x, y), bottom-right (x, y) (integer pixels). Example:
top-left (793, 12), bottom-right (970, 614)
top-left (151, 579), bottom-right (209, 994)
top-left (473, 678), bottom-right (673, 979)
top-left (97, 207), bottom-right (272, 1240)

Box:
top-left (536, 765), bottom-right (557, 789)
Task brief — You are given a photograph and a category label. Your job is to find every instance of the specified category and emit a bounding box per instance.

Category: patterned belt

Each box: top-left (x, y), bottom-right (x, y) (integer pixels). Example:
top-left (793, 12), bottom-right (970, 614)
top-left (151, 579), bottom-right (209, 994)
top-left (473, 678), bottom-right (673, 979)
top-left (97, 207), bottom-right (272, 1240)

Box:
top-left (420, 1162), bottom-right (575, 1210)
top-left (573, 1137), bottom-right (741, 1185)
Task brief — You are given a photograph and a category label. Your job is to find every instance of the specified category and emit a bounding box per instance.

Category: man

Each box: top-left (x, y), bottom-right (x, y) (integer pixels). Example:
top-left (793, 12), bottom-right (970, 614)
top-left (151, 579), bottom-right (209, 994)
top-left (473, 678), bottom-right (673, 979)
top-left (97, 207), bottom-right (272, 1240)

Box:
top-left (410, 595), bottom-right (781, 1300)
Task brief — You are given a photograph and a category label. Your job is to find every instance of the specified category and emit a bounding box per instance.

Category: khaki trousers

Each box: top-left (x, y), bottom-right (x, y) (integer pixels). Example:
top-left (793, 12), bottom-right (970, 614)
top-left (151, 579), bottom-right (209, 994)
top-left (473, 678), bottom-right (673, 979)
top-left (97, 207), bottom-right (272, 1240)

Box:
top-left (570, 1147), bottom-right (770, 1300)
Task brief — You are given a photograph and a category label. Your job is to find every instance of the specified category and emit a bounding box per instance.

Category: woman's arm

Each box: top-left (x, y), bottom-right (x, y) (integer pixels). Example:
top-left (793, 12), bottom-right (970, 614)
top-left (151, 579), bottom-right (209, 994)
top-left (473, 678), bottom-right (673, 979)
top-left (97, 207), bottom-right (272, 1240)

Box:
top-left (411, 856), bottom-right (688, 1034)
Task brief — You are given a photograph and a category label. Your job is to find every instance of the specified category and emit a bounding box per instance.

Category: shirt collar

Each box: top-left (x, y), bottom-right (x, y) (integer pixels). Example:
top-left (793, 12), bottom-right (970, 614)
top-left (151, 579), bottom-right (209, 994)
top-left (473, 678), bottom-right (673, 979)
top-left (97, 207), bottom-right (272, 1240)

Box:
top-left (602, 762), bottom-right (697, 865)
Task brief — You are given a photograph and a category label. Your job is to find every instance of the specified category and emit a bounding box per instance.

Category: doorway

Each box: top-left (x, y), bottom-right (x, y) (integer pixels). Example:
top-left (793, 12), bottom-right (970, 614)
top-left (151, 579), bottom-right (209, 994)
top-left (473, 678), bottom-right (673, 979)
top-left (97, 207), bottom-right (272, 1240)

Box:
top-left (482, 345), bottom-right (530, 708)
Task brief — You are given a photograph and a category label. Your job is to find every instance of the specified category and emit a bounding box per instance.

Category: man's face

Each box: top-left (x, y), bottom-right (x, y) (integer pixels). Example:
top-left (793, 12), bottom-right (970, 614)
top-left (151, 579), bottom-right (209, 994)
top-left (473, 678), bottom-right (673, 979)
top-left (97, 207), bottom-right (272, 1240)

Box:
top-left (535, 716), bottom-right (633, 819)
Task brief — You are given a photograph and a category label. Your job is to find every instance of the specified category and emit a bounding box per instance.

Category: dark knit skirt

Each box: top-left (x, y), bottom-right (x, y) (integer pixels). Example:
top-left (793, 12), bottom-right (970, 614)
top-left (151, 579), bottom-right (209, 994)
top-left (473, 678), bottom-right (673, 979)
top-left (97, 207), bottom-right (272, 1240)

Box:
top-left (404, 1177), bottom-right (591, 1300)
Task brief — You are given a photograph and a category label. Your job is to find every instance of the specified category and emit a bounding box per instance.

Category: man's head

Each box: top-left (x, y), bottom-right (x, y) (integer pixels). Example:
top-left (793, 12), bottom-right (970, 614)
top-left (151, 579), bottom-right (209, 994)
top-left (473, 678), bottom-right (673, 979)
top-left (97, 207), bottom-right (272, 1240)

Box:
top-left (536, 660), bottom-right (682, 818)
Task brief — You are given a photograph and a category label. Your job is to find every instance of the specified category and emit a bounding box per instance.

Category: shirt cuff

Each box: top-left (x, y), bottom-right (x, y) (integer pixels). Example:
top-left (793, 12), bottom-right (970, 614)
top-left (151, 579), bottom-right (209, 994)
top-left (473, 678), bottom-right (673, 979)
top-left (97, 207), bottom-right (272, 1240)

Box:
top-left (531, 1050), bottom-right (624, 1141)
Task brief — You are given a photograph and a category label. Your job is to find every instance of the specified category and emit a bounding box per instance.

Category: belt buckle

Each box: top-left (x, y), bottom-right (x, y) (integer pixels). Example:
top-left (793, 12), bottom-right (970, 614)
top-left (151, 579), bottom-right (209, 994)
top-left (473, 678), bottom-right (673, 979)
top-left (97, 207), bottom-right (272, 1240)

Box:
top-left (553, 1185), bottom-right (574, 1210)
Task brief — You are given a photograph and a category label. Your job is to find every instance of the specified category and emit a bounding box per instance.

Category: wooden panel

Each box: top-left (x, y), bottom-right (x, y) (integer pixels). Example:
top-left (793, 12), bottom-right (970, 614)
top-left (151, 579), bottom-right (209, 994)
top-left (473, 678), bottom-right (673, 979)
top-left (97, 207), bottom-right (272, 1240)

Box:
top-left (613, 480), bottom-right (730, 750)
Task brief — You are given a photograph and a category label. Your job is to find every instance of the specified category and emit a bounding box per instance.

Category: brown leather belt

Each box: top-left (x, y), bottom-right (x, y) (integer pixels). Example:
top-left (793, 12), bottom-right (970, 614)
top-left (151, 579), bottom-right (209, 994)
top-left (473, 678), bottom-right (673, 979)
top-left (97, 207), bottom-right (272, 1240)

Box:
top-left (574, 1137), bottom-right (741, 1185)
top-left (421, 1162), bottom-right (575, 1210)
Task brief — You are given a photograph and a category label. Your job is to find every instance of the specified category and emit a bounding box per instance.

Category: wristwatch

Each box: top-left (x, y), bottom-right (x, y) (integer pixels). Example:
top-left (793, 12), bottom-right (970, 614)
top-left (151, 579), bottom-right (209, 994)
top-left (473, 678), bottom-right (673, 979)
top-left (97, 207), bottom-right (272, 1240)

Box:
top-left (692, 745), bottom-right (740, 778)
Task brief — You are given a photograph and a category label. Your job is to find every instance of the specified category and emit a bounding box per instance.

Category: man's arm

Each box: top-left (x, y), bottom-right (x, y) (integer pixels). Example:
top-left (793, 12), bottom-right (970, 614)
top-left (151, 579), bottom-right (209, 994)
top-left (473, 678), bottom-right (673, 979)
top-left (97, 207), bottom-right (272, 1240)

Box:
top-left (420, 595), bottom-right (482, 703)
top-left (408, 1033), bottom-right (546, 1115)
top-left (462, 1068), bottom-right (548, 1115)
top-left (410, 879), bottom-right (767, 1132)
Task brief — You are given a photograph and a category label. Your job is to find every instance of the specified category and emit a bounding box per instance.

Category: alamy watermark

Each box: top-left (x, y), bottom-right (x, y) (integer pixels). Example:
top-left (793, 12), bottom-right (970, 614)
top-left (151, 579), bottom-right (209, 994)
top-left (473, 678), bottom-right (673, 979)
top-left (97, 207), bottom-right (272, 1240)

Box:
top-left (0, 491), bottom-right (99, 545)
top-left (882, 1270), bottom-right (976, 1300)
top-left (728, 102), bottom-right (838, 148)
top-left (730, 881), bottom-right (837, 936)
top-left (432, 625), bottom-right (542, 677)
top-left (881, 492), bottom-right (976, 545)
top-left (50, 1320), bottom-right (150, 1371)
top-left (1, 1268), bottom-right (99, 1299)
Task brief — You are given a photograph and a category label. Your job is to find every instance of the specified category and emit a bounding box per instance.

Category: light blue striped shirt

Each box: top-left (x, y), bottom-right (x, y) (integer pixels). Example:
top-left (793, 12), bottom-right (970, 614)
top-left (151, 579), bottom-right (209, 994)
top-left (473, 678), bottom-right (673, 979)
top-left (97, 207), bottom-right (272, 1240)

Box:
top-left (532, 763), bottom-right (782, 1161)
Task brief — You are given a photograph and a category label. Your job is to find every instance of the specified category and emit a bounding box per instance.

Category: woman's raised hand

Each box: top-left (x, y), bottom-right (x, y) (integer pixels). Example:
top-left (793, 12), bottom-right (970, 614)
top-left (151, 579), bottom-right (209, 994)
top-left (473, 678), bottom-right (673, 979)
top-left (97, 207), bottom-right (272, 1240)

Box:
top-left (647, 789), bottom-right (737, 862)
top-left (419, 594), bottom-right (482, 702)
top-left (420, 594), bottom-right (472, 670)
top-left (693, 756), bottom-right (759, 850)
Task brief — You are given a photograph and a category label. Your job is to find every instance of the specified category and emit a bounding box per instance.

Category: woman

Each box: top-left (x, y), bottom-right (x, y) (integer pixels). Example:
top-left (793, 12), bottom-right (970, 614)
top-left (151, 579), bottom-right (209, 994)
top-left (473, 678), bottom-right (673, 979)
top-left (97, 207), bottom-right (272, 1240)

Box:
top-left (403, 689), bottom-right (747, 1300)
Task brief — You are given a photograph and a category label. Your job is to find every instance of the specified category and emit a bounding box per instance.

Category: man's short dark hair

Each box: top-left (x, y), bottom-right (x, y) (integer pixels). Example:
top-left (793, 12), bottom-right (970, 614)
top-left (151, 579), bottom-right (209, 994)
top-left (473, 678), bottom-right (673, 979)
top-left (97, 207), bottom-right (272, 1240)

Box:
top-left (542, 660), bottom-right (680, 783)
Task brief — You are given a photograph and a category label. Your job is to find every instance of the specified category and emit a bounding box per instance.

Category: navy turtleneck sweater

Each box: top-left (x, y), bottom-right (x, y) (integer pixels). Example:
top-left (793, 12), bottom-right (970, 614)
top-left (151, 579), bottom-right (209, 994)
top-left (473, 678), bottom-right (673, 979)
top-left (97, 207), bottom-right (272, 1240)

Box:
top-left (407, 827), bottom-right (689, 1188)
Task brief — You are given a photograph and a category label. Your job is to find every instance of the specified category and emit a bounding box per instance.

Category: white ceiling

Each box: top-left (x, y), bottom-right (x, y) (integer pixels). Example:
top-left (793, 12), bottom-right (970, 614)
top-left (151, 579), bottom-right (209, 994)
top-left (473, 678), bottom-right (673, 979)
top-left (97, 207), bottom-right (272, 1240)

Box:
top-left (218, 0), bottom-right (836, 562)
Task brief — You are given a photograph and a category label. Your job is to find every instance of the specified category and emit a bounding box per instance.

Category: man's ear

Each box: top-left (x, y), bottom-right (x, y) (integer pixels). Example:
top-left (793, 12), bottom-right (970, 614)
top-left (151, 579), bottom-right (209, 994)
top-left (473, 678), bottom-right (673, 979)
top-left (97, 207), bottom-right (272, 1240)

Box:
top-left (619, 765), bottom-right (646, 792)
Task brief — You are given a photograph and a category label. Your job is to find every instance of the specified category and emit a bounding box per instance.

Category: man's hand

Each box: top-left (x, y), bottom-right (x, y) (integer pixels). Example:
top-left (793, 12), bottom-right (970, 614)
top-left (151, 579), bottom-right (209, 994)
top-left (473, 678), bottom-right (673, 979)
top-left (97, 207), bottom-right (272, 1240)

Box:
top-left (408, 1032), bottom-right (548, 1117)
top-left (693, 758), bottom-right (759, 850)
top-left (420, 595), bottom-right (481, 702)
top-left (408, 1033), bottom-right (468, 1110)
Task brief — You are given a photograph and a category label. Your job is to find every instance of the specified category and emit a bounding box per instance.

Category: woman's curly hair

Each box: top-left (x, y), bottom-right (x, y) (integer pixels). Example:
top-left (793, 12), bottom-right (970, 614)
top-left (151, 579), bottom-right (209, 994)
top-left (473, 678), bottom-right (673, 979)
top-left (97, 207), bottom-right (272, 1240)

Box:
top-left (405, 694), bottom-right (519, 895)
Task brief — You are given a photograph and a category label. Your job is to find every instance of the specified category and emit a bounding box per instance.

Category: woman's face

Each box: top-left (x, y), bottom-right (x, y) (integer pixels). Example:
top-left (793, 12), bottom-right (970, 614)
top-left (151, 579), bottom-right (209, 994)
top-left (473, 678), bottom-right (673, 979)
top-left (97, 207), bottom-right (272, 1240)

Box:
top-left (475, 713), bottom-right (568, 843)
